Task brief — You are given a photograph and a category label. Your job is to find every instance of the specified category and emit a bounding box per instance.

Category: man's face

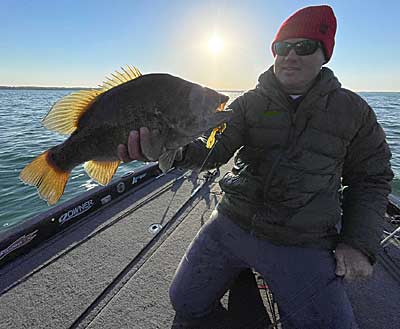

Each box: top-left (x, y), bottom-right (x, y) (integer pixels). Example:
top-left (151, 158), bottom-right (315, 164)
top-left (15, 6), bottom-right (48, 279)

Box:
top-left (273, 38), bottom-right (326, 94)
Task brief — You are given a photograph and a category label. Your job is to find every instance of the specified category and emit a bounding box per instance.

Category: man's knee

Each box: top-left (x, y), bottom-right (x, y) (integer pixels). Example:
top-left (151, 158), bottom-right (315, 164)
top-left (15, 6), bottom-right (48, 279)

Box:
top-left (169, 279), bottom-right (198, 317)
top-left (169, 279), bottom-right (185, 313)
top-left (169, 279), bottom-right (217, 319)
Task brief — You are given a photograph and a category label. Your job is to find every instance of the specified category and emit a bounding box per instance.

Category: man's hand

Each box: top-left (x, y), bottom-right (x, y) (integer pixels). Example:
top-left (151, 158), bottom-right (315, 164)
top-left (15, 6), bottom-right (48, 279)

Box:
top-left (334, 242), bottom-right (373, 280)
top-left (117, 127), bottom-right (164, 163)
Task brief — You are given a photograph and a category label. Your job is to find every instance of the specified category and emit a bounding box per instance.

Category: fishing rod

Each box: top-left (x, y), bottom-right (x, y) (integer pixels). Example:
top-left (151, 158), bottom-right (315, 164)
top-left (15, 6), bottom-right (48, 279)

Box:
top-left (381, 226), bottom-right (400, 247)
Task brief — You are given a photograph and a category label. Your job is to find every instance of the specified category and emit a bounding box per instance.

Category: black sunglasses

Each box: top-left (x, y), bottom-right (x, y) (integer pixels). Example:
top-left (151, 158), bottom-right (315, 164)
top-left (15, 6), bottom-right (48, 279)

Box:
top-left (273, 40), bottom-right (322, 57)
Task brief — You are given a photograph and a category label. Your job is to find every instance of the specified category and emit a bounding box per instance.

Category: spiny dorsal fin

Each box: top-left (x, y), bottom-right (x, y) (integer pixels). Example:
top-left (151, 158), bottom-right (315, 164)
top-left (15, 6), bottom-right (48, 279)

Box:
top-left (42, 66), bottom-right (142, 135)
top-left (83, 160), bottom-right (120, 185)
top-left (98, 65), bottom-right (142, 92)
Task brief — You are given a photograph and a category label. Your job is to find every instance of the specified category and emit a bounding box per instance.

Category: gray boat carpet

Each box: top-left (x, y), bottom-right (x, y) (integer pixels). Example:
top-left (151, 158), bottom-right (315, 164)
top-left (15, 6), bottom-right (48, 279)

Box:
top-left (0, 170), bottom-right (213, 329)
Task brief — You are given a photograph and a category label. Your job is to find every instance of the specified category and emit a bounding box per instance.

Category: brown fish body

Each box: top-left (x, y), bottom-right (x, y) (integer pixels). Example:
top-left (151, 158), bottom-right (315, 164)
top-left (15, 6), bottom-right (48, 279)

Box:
top-left (20, 68), bottom-right (231, 205)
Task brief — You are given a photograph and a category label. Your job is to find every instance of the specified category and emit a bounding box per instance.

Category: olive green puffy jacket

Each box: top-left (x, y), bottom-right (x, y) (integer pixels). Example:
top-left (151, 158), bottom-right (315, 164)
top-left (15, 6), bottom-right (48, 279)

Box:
top-left (176, 66), bottom-right (394, 263)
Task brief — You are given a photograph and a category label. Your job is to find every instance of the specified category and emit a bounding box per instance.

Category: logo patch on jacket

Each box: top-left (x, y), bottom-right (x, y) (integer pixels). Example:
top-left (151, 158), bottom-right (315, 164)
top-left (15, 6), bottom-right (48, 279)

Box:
top-left (263, 111), bottom-right (281, 117)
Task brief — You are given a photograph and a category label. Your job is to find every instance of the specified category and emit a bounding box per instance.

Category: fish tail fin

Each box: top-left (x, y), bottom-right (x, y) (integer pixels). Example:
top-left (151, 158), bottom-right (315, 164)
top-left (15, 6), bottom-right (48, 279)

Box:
top-left (83, 160), bottom-right (120, 185)
top-left (20, 150), bottom-right (70, 205)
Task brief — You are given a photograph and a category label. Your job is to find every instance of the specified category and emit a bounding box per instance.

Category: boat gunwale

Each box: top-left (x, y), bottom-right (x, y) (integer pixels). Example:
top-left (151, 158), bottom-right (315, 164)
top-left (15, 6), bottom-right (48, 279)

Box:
top-left (0, 162), bottom-right (161, 268)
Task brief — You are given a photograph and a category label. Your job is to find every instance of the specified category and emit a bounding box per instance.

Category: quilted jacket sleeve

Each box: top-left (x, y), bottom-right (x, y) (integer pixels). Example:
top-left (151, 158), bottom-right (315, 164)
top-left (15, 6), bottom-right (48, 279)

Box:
top-left (341, 100), bottom-right (394, 263)
top-left (174, 96), bottom-right (247, 171)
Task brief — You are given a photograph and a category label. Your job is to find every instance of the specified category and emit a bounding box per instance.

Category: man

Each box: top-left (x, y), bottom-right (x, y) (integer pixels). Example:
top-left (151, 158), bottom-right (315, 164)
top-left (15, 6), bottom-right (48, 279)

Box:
top-left (118, 5), bottom-right (393, 329)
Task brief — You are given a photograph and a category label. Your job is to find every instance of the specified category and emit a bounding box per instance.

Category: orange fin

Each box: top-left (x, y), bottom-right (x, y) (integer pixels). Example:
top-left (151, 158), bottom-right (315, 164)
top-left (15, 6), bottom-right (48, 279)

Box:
top-left (42, 65), bottom-right (142, 135)
top-left (98, 65), bottom-right (142, 92)
top-left (42, 89), bottom-right (102, 135)
top-left (83, 160), bottom-right (120, 185)
top-left (20, 150), bottom-right (70, 205)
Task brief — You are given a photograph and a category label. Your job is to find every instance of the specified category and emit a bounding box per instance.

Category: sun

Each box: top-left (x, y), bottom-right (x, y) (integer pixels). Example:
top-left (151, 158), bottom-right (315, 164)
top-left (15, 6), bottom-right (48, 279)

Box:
top-left (208, 35), bottom-right (224, 54)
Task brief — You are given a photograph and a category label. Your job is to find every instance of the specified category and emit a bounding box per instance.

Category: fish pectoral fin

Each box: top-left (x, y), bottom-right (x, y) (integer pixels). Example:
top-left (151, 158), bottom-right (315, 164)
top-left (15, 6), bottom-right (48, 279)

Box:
top-left (84, 160), bottom-right (120, 185)
top-left (20, 150), bottom-right (70, 205)
top-left (141, 129), bottom-right (165, 161)
top-left (158, 149), bottom-right (179, 173)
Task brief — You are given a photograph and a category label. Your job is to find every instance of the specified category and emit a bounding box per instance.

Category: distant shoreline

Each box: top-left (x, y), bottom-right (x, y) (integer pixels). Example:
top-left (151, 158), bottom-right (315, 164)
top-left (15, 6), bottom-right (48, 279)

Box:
top-left (0, 86), bottom-right (398, 93)
top-left (0, 86), bottom-right (93, 90)
top-left (0, 86), bottom-right (246, 93)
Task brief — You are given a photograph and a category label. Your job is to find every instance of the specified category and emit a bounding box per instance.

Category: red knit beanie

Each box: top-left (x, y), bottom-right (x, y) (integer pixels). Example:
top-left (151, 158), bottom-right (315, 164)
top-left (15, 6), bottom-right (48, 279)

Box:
top-left (271, 5), bottom-right (337, 62)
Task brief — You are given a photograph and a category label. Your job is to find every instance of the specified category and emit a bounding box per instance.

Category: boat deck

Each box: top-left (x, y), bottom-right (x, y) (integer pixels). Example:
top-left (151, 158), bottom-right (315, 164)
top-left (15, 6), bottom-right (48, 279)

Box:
top-left (0, 161), bottom-right (399, 328)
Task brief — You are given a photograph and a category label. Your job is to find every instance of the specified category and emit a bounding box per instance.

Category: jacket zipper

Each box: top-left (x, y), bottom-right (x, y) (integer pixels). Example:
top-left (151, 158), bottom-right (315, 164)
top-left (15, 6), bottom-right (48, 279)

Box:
top-left (262, 104), bottom-right (296, 207)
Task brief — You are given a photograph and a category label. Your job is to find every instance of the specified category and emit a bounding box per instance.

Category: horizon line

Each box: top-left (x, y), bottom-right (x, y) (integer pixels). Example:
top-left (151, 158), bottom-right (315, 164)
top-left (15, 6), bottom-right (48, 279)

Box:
top-left (0, 85), bottom-right (399, 93)
top-left (0, 85), bottom-right (247, 92)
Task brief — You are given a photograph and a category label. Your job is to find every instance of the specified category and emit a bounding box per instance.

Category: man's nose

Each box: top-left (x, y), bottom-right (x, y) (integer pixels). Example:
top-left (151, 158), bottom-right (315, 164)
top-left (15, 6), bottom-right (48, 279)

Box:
top-left (284, 48), bottom-right (298, 60)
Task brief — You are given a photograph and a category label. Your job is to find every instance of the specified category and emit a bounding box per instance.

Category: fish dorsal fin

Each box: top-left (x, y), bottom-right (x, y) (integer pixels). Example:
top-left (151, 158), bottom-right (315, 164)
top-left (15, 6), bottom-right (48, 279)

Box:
top-left (83, 160), bottom-right (120, 185)
top-left (42, 66), bottom-right (142, 135)
top-left (98, 65), bottom-right (142, 92)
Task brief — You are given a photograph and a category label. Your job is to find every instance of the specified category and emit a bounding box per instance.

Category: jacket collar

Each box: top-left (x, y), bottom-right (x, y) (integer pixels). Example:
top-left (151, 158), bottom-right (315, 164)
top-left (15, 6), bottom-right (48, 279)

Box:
top-left (256, 66), bottom-right (341, 111)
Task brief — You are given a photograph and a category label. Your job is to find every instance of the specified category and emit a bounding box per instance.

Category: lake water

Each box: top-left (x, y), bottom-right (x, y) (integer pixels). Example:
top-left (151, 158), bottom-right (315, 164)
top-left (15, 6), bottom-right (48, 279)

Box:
top-left (0, 89), bottom-right (399, 232)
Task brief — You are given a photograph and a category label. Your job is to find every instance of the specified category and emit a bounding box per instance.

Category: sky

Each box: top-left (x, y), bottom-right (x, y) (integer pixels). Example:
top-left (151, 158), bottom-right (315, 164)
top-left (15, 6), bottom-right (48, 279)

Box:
top-left (1, 0), bottom-right (399, 91)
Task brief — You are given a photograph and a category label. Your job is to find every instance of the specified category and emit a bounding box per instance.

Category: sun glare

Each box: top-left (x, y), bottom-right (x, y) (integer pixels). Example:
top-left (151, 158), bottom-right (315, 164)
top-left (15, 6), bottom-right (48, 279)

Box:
top-left (208, 35), bottom-right (223, 54)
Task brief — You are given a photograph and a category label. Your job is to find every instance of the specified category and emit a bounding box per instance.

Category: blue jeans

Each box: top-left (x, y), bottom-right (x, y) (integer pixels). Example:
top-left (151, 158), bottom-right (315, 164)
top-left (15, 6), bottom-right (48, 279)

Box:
top-left (169, 209), bottom-right (358, 329)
